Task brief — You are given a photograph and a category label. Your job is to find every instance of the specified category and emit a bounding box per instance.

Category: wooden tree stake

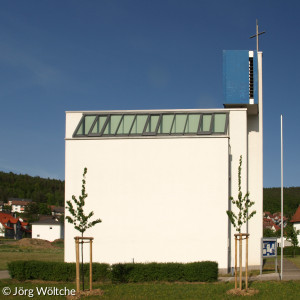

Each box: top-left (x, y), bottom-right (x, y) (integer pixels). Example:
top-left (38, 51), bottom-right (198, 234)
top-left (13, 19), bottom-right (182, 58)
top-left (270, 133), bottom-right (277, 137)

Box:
top-left (234, 233), bottom-right (250, 291)
top-left (235, 236), bottom-right (237, 289)
top-left (239, 233), bottom-right (242, 290)
top-left (75, 238), bottom-right (80, 292)
top-left (90, 239), bottom-right (93, 291)
top-left (246, 235), bottom-right (248, 290)
top-left (74, 237), bottom-right (94, 292)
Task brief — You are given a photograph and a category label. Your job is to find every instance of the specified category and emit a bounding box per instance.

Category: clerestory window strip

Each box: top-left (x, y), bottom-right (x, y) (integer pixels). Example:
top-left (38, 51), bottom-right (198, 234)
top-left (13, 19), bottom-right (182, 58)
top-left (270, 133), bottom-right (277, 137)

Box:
top-left (73, 112), bottom-right (229, 138)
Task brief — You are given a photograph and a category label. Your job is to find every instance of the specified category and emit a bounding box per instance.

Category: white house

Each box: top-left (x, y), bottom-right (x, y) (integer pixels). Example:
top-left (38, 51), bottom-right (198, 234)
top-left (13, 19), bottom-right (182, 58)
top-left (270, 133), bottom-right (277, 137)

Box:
top-left (291, 206), bottom-right (300, 241)
top-left (8, 198), bottom-right (31, 213)
top-left (64, 50), bottom-right (263, 272)
top-left (32, 216), bottom-right (64, 242)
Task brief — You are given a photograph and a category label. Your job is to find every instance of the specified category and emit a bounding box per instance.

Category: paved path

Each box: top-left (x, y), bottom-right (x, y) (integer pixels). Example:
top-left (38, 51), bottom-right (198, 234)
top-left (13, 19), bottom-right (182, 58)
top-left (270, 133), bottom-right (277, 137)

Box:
top-left (0, 270), bottom-right (10, 279)
top-left (220, 258), bottom-right (300, 282)
top-left (279, 258), bottom-right (300, 280)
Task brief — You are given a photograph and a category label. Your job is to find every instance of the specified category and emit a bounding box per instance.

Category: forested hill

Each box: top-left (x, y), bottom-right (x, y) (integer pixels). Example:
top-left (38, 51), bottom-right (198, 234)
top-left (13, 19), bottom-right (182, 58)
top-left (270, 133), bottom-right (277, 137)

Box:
top-left (0, 171), bottom-right (299, 217)
top-left (263, 187), bottom-right (300, 219)
top-left (0, 171), bottom-right (64, 207)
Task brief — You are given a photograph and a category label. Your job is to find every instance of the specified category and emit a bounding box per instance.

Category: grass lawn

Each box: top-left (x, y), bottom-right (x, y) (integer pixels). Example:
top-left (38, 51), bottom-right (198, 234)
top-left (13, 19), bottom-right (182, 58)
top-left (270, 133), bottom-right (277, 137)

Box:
top-left (0, 280), bottom-right (300, 299)
top-left (0, 239), bottom-right (63, 270)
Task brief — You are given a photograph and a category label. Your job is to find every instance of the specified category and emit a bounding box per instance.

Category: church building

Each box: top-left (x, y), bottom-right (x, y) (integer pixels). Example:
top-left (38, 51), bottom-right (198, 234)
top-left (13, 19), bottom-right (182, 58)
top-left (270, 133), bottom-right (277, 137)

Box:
top-left (64, 50), bottom-right (263, 272)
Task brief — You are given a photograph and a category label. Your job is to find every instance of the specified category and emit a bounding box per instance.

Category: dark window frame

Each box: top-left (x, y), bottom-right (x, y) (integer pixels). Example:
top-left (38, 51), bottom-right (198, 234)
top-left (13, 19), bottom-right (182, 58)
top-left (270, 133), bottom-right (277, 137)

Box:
top-left (72, 112), bottom-right (229, 138)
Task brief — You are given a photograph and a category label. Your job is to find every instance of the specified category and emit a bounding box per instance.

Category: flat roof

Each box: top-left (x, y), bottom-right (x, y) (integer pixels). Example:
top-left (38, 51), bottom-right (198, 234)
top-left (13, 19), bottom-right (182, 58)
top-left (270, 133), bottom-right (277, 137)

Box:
top-left (66, 107), bottom-right (247, 114)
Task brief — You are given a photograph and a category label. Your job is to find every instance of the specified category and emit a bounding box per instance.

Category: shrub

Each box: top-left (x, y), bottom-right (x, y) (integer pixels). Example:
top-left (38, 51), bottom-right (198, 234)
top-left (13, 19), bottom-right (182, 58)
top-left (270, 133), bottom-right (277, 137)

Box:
top-left (278, 246), bottom-right (300, 256)
top-left (184, 261), bottom-right (218, 282)
top-left (8, 260), bottom-right (217, 283)
top-left (111, 261), bottom-right (218, 283)
top-left (8, 261), bottom-right (110, 282)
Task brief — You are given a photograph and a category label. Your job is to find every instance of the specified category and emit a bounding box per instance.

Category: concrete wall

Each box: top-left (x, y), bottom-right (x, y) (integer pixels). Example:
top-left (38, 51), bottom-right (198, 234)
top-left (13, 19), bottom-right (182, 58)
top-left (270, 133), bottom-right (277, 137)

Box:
top-left (0, 224), bottom-right (5, 237)
top-left (65, 105), bottom-right (263, 270)
top-left (226, 52), bottom-right (263, 270)
top-left (32, 224), bottom-right (63, 242)
top-left (65, 111), bottom-right (232, 268)
top-left (294, 223), bottom-right (300, 242)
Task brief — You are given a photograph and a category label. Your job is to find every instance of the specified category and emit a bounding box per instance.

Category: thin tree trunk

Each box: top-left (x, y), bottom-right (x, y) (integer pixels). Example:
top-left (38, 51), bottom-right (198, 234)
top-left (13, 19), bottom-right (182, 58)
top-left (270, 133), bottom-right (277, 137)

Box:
top-left (294, 247), bottom-right (295, 258)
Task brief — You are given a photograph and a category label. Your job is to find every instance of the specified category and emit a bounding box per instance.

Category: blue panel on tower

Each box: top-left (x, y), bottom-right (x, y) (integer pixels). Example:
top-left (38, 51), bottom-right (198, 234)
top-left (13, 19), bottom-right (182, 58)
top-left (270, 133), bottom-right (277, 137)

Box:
top-left (223, 50), bottom-right (258, 105)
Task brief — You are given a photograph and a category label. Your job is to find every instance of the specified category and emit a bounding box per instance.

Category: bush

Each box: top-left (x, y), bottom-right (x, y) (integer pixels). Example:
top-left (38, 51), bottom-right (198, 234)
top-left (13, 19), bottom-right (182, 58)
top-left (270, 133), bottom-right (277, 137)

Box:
top-left (8, 260), bottom-right (217, 283)
top-left (111, 261), bottom-right (218, 283)
top-left (184, 262), bottom-right (218, 282)
top-left (278, 246), bottom-right (300, 256)
top-left (8, 261), bottom-right (110, 282)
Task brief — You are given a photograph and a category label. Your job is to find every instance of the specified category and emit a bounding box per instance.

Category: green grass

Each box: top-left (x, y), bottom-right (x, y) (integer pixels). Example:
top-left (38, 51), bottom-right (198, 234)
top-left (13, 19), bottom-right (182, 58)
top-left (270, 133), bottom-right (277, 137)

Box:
top-left (0, 280), bottom-right (300, 299)
top-left (0, 243), bottom-right (63, 270)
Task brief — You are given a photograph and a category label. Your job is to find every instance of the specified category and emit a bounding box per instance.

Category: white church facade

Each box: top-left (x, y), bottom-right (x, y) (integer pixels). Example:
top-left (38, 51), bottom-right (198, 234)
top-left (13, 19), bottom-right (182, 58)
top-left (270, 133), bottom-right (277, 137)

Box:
top-left (64, 50), bottom-right (263, 272)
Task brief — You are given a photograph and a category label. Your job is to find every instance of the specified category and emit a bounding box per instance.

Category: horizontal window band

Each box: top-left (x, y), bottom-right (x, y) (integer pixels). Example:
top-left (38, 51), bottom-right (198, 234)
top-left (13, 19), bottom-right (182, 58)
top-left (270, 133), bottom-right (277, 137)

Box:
top-left (73, 112), bottom-right (229, 138)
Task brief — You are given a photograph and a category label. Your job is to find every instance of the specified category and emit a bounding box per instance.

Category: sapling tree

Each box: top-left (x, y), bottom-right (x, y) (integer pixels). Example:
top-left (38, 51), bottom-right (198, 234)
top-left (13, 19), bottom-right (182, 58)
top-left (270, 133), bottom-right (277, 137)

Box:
top-left (226, 155), bottom-right (256, 233)
top-left (66, 167), bottom-right (102, 290)
top-left (226, 155), bottom-right (256, 291)
top-left (285, 223), bottom-right (299, 257)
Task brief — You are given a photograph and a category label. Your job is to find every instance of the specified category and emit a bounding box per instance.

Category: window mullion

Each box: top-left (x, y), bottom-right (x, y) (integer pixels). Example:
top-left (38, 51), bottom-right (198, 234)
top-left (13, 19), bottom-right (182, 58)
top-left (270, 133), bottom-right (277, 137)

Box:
top-left (115, 115), bottom-right (124, 136)
top-left (88, 116), bottom-right (99, 136)
top-left (128, 115), bottom-right (137, 135)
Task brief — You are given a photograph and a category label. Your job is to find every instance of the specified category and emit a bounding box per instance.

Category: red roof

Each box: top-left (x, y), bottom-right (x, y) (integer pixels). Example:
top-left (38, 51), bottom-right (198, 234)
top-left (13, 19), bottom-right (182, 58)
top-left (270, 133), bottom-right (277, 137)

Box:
top-left (291, 206), bottom-right (300, 223)
top-left (10, 200), bottom-right (30, 206)
top-left (21, 226), bottom-right (31, 233)
top-left (263, 218), bottom-right (280, 231)
top-left (3, 224), bottom-right (13, 230)
top-left (0, 212), bottom-right (20, 226)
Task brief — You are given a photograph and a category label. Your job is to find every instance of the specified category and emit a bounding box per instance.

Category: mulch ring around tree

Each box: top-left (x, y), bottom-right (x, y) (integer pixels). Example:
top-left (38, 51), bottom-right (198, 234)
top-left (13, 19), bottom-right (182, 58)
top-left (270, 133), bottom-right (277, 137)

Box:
top-left (226, 288), bottom-right (259, 296)
top-left (66, 289), bottom-right (104, 299)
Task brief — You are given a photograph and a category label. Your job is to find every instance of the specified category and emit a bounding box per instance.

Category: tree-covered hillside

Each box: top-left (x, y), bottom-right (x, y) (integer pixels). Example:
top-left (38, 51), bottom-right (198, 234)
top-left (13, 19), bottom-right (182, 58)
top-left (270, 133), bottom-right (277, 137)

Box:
top-left (263, 187), bottom-right (300, 219)
top-left (0, 171), bottom-right (64, 206)
top-left (0, 171), bottom-right (299, 219)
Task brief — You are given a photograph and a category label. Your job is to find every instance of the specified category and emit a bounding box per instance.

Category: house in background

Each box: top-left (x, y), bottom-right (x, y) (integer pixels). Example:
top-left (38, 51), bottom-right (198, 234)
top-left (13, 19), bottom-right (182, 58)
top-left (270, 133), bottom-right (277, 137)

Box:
top-left (263, 218), bottom-right (280, 232)
top-left (7, 198), bottom-right (32, 213)
top-left (290, 206), bottom-right (300, 241)
top-left (49, 205), bottom-right (64, 217)
top-left (32, 215), bottom-right (64, 242)
top-left (0, 212), bottom-right (31, 239)
top-left (263, 211), bottom-right (287, 233)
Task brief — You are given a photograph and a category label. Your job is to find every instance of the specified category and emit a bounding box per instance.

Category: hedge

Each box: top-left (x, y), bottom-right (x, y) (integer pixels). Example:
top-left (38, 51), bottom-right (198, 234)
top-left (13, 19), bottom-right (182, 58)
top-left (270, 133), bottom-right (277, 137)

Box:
top-left (109, 261), bottom-right (217, 283)
top-left (278, 246), bottom-right (300, 256)
top-left (8, 261), bottom-right (110, 282)
top-left (8, 260), bottom-right (218, 283)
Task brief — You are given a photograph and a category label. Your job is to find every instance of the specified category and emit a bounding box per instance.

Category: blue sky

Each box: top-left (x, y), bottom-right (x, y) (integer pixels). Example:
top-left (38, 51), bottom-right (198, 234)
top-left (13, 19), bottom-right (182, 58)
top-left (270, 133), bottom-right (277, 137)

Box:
top-left (0, 0), bottom-right (299, 187)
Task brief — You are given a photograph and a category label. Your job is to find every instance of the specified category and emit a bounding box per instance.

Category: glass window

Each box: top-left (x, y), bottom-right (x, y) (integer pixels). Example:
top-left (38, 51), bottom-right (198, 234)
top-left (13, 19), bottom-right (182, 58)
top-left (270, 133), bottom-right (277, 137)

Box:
top-left (144, 115), bottom-right (160, 134)
top-left (200, 114), bottom-right (212, 132)
top-left (116, 115), bottom-right (135, 135)
top-left (84, 116), bottom-right (96, 134)
top-left (185, 114), bottom-right (201, 134)
top-left (75, 121), bottom-right (84, 135)
top-left (73, 112), bottom-right (228, 137)
top-left (158, 114), bottom-right (174, 134)
top-left (130, 115), bottom-right (148, 134)
top-left (75, 115), bottom-right (96, 135)
top-left (103, 115), bottom-right (122, 135)
top-left (91, 115), bottom-right (108, 135)
top-left (171, 114), bottom-right (187, 134)
top-left (213, 114), bottom-right (227, 133)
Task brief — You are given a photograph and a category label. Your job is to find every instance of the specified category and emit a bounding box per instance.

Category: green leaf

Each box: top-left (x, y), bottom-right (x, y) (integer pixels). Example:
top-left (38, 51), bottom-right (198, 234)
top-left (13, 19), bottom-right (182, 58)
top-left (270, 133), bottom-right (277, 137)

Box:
top-left (65, 167), bottom-right (102, 236)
